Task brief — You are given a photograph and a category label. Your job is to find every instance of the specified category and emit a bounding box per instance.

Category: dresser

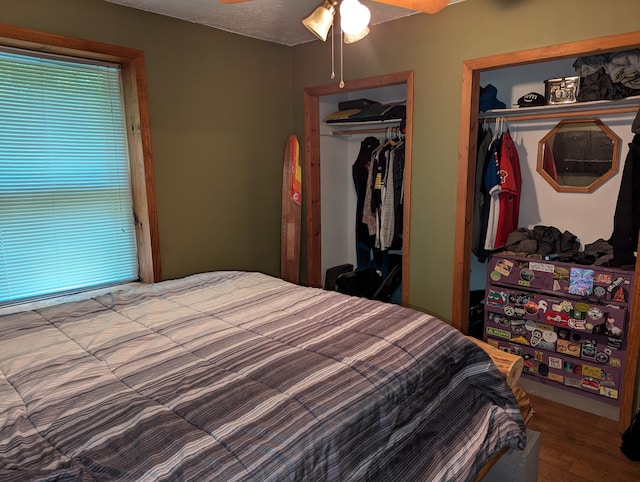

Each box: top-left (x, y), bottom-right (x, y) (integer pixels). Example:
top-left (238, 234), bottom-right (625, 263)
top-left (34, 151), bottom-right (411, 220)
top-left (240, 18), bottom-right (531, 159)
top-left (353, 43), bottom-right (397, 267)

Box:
top-left (483, 253), bottom-right (634, 405)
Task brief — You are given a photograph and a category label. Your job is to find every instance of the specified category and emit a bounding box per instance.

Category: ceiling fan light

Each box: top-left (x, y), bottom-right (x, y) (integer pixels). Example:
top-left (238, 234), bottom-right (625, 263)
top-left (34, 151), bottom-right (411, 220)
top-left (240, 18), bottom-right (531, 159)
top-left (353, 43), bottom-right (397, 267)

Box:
top-left (303, 0), bottom-right (337, 42)
top-left (340, 0), bottom-right (371, 36)
top-left (344, 26), bottom-right (370, 44)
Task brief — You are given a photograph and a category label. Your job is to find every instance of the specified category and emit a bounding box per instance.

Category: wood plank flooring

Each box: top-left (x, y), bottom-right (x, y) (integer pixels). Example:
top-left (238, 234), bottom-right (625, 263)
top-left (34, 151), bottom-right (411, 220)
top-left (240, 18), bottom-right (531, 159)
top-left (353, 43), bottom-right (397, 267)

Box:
top-left (527, 393), bottom-right (640, 481)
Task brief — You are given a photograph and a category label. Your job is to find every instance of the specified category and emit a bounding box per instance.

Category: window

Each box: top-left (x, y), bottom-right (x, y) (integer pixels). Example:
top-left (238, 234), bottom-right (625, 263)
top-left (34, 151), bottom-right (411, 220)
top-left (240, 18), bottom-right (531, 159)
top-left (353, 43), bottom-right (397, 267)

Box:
top-left (0, 26), bottom-right (160, 304)
top-left (0, 49), bottom-right (140, 303)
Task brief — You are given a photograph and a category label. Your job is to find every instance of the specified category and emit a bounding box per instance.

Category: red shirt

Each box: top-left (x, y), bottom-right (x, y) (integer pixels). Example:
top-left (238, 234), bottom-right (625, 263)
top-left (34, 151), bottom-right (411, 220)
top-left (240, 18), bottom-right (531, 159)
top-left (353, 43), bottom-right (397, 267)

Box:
top-left (495, 131), bottom-right (522, 248)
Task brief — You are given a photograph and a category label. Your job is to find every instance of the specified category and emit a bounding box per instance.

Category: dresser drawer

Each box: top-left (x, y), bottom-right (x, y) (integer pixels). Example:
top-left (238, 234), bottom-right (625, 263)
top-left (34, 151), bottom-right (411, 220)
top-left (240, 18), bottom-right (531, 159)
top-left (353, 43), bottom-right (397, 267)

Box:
top-left (484, 309), bottom-right (625, 368)
top-left (487, 254), bottom-right (633, 304)
top-left (484, 286), bottom-right (627, 339)
top-left (485, 337), bottom-right (623, 402)
top-left (484, 285), bottom-right (627, 339)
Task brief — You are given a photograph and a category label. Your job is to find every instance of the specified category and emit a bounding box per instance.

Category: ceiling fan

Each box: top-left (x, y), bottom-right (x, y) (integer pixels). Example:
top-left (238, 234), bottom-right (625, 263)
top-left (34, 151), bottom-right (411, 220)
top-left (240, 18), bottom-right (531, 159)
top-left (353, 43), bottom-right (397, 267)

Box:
top-left (218, 0), bottom-right (450, 16)
top-left (218, 0), bottom-right (449, 42)
top-left (219, 0), bottom-right (450, 87)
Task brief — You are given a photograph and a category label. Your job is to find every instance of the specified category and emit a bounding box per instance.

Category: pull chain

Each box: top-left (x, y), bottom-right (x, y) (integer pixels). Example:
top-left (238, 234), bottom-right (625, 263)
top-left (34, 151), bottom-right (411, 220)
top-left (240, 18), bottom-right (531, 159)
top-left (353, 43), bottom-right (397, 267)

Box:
top-left (330, 24), bottom-right (335, 80)
top-left (339, 12), bottom-right (344, 88)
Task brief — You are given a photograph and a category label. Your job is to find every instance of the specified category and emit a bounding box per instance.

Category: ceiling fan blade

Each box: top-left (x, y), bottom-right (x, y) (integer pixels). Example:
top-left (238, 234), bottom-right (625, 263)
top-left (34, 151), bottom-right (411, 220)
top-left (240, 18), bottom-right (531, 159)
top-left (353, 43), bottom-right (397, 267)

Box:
top-left (371, 0), bottom-right (449, 14)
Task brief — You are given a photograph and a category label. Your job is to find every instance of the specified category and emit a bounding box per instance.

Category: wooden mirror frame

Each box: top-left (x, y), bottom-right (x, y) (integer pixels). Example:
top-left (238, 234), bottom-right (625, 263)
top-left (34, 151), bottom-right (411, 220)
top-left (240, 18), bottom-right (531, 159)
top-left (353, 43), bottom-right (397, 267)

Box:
top-left (537, 118), bottom-right (621, 193)
top-left (453, 31), bottom-right (640, 433)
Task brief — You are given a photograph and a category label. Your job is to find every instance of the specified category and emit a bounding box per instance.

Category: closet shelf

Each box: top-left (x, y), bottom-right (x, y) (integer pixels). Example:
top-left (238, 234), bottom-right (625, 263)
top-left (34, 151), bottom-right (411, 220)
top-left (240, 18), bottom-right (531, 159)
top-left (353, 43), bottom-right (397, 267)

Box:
top-left (323, 118), bottom-right (403, 136)
top-left (478, 95), bottom-right (640, 122)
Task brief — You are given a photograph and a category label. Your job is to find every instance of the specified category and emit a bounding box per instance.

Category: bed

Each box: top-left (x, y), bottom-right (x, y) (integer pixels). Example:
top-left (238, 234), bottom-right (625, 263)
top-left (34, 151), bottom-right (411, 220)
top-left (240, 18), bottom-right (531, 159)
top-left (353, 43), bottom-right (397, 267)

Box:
top-left (0, 271), bottom-right (526, 481)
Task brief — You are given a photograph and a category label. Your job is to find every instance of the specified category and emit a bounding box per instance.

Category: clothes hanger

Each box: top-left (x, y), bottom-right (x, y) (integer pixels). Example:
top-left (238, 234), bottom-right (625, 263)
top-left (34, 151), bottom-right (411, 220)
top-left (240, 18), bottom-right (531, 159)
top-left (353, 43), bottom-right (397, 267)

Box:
top-left (491, 117), bottom-right (501, 143)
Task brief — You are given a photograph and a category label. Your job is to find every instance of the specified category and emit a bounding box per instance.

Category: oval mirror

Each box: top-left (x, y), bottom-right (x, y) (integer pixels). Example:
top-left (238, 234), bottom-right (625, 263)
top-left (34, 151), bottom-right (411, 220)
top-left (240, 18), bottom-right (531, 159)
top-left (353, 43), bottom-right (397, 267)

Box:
top-left (537, 118), bottom-right (620, 193)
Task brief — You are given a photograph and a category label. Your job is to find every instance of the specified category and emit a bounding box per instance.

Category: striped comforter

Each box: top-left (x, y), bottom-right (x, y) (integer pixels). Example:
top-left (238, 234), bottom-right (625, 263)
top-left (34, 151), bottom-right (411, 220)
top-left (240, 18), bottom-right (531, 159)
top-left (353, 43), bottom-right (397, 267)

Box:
top-left (0, 271), bottom-right (525, 481)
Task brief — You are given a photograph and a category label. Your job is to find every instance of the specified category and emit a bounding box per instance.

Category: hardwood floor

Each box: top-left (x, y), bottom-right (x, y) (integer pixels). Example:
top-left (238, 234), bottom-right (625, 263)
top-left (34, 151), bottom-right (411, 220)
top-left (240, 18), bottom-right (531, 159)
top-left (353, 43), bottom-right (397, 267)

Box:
top-left (527, 393), bottom-right (640, 481)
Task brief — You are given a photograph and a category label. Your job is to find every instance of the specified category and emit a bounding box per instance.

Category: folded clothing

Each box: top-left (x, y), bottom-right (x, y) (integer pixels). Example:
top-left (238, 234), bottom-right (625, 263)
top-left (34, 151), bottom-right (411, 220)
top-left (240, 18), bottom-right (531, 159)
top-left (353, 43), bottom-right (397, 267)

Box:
top-left (504, 225), bottom-right (580, 257)
top-left (325, 102), bottom-right (406, 123)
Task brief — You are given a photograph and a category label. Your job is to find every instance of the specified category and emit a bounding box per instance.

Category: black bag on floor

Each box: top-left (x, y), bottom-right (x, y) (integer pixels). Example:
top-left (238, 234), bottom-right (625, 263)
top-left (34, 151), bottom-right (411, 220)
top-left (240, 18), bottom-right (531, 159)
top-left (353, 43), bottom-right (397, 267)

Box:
top-left (621, 410), bottom-right (640, 461)
top-left (336, 268), bottom-right (382, 299)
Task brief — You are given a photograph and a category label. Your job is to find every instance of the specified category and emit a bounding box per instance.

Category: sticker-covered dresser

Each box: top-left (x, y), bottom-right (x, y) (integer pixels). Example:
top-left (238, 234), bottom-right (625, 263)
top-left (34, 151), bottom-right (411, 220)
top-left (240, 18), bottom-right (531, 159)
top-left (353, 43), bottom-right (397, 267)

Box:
top-left (483, 253), bottom-right (634, 405)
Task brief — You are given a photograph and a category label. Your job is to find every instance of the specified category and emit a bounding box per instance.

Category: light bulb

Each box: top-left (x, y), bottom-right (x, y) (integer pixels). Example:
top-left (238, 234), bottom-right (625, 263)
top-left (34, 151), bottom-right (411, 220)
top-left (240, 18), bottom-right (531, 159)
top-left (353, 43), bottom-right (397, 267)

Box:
top-left (340, 0), bottom-right (370, 36)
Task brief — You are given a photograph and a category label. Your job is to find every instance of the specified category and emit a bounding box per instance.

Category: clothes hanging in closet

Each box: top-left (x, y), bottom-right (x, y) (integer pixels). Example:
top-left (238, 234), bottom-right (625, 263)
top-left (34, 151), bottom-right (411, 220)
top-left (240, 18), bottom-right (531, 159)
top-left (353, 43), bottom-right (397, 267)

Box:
top-left (495, 129), bottom-right (522, 248)
top-left (610, 108), bottom-right (640, 266)
top-left (483, 132), bottom-right (503, 252)
top-left (475, 119), bottom-right (522, 261)
top-left (353, 136), bottom-right (380, 269)
top-left (356, 128), bottom-right (404, 272)
top-left (474, 124), bottom-right (495, 262)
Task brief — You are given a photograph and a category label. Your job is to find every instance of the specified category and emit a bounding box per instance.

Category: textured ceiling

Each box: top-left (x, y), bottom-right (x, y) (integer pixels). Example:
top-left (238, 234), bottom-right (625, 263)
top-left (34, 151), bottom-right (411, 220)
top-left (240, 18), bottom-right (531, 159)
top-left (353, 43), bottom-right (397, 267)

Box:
top-left (104, 0), bottom-right (463, 46)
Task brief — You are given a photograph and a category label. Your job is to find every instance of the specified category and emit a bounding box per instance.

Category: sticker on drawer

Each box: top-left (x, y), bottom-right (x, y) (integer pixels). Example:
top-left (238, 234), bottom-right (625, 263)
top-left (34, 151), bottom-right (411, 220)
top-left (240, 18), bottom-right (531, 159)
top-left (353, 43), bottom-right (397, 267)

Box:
top-left (581, 377), bottom-right (600, 392)
top-left (600, 387), bottom-right (619, 399)
top-left (547, 372), bottom-right (564, 383)
top-left (545, 312), bottom-right (569, 327)
top-left (529, 328), bottom-right (556, 350)
top-left (607, 276), bottom-right (626, 297)
top-left (595, 273), bottom-right (613, 284)
top-left (486, 290), bottom-right (508, 308)
top-left (486, 326), bottom-right (511, 339)
top-left (486, 338), bottom-right (524, 356)
top-left (568, 267), bottom-right (595, 296)
top-left (557, 339), bottom-right (581, 357)
top-left (568, 318), bottom-right (590, 331)
top-left (582, 363), bottom-right (603, 379)
top-left (487, 312), bottom-right (512, 328)
top-left (553, 267), bottom-right (570, 292)
top-left (548, 356), bottom-right (563, 369)
top-left (564, 377), bottom-right (582, 389)
top-left (590, 311), bottom-right (624, 339)
top-left (581, 340), bottom-right (597, 360)
top-left (529, 261), bottom-right (555, 273)
top-left (494, 258), bottom-right (514, 276)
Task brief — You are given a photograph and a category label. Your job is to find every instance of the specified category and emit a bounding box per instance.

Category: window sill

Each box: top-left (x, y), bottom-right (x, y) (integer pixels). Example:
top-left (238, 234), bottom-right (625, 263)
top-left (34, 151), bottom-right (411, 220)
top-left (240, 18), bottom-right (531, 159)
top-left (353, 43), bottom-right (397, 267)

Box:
top-left (0, 282), bottom-right (144, 316)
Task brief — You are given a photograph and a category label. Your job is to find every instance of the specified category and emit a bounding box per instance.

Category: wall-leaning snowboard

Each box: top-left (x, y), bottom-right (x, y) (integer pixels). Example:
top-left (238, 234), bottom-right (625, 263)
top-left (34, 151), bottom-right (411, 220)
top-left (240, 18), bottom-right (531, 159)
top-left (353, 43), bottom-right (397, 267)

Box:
top-left (281, 135), bottom-right (301, 283)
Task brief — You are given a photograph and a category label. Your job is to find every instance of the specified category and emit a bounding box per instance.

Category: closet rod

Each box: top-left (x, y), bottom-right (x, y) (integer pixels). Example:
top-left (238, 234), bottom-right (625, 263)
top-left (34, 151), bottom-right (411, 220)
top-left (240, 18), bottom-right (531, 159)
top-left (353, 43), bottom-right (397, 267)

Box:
top-left (330, 127), bottom-right (390, 136)
top-left (481, 104), bottom-right (639, 123)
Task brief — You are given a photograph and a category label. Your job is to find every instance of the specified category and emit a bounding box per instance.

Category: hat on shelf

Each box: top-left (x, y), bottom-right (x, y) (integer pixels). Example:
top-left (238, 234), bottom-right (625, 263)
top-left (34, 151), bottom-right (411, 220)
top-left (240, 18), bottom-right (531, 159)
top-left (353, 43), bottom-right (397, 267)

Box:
top-left (517, 92), bottom-right (546, 108)
top-left (479, 84), bottom-right (506, 112)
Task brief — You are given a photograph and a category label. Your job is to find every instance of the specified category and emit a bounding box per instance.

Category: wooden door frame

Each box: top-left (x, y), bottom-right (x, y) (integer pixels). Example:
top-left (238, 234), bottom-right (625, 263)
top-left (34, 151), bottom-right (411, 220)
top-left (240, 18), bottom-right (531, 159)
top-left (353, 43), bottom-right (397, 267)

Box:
top-left (303, 70), bottom-right (414, 306)
top-left (452, 31), bottom-right (640, 432)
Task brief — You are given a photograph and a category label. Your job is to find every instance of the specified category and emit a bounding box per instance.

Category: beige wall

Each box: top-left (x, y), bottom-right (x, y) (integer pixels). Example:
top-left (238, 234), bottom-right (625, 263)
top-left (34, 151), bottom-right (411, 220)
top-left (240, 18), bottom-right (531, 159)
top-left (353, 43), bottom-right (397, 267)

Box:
top-left (2, 0), bottom-right (640, 323)
top-left (0, 0), bottom-right (292, 281)
top-left (291, 0), bottom-right (640, 320)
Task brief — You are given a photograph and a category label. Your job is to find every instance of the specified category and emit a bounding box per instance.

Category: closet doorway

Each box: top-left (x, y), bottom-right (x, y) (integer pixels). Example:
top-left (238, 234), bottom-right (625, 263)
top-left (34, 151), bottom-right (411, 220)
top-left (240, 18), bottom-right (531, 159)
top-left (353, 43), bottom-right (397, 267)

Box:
top-left (303, 71), bottom-right (414, 306)
top-left (452, 31), bottom-right (640, 432)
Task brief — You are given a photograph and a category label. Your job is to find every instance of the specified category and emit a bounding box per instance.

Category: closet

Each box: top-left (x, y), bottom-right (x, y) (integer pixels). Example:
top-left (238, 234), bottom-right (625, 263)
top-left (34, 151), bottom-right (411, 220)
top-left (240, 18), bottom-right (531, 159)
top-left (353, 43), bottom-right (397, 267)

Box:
top-left (303, 71), bottom-right (414, 306)
top-left (452, 31), bottom-right (640, 432)
top-left (472, 60), bottom-right (638, 290)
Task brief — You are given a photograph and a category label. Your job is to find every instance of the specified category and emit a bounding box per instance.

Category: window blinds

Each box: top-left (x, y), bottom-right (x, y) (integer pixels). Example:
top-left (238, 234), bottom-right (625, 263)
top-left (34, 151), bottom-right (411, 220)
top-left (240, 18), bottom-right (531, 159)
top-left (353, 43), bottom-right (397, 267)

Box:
top-left (0, 49), bottom-right (138, 304)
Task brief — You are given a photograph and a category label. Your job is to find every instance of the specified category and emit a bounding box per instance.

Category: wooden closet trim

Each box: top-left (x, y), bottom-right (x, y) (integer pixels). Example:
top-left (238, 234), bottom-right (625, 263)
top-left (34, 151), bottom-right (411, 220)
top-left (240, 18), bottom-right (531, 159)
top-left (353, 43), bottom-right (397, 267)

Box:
top-left (303, 70), bottom-right (414, 306)
top-left (452, 31), bottom-right (640, 432)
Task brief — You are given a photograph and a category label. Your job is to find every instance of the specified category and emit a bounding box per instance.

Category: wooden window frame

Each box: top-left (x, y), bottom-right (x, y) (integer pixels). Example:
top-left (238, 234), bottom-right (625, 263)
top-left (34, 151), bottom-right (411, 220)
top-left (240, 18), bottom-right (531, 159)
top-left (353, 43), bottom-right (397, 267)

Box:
top-left (0, 23), bottom-right (161, 284)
